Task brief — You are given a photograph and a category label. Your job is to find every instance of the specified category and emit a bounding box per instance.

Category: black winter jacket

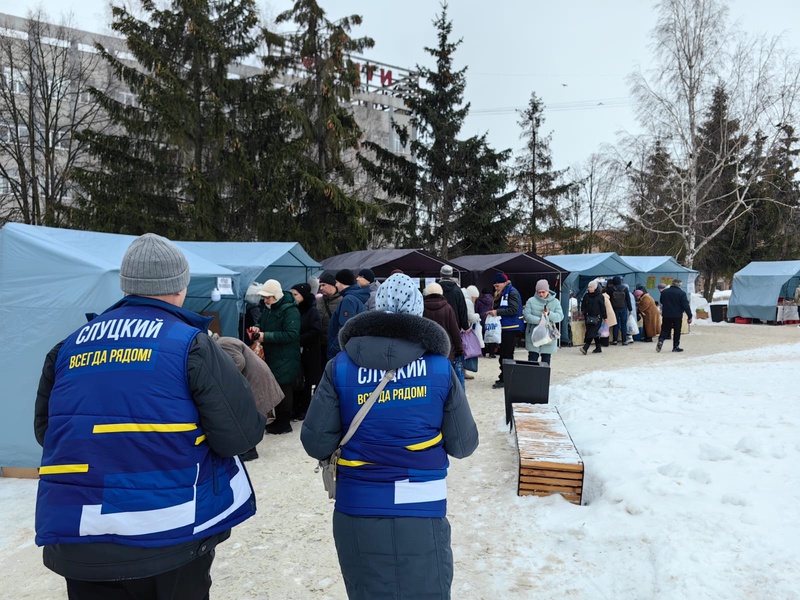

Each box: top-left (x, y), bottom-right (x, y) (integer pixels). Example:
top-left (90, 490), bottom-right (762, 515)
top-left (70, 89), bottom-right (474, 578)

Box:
top-left (660, 285), bottom-right (692, 319)
top-left (440, 279), bottom-right (469, 330)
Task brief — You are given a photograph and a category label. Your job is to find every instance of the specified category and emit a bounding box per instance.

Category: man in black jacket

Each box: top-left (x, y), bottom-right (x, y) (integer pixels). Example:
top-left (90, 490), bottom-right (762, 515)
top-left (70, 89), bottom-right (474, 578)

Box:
top-left (438, 264), bottom-right (469, 331)
top-left (657, 279), bottom-right (693, 353)
top-left (34, 233), bottom-right (265, 600)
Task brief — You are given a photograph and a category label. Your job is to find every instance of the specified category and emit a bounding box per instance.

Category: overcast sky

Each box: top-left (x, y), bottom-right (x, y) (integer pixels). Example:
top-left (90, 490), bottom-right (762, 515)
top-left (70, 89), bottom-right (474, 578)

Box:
top-left (4, 0), bottom-right (800, 172)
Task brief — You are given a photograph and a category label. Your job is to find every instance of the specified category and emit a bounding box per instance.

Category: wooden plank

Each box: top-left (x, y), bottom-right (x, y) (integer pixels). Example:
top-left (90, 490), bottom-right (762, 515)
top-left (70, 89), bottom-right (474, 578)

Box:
top-left (519, 482), bottom-right (582, 494)
top-left (520, 475), bottom-right (583, 489)
top-left (1, 467), bottom-right (39, 479)
top-left (520, 467), bottom-right (583, 480)
top-left (514, 404), bottom-right (584, 504)
top-left (518, 459), bottom-right (583, 473)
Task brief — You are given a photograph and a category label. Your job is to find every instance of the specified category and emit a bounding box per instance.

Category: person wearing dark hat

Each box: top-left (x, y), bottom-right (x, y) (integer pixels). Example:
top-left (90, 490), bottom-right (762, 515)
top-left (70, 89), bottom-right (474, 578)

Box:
top-left (607, 275), bottom-right (633, 346)
top-left (356, 268), bottom-right (380, 310)
top-left (487, 272), bottom-right (524, 388)
top-left (657, 278), bottom-right (692, 353)
top-left (317, 271), bottom-right (342, 372)
top-left (301, 273), bottom-right (478, 599)
top-left (326, 269), bottom-right (369, 360)
top-left (33, 233), bottom-right (265, 598)
top-left (290, 283), bottom-right (322, 420)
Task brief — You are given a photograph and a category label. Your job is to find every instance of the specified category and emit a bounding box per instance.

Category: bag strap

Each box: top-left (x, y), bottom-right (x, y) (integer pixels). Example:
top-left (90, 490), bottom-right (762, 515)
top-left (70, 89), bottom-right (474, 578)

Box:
top-left (339, 368), bottom-right (396, 448)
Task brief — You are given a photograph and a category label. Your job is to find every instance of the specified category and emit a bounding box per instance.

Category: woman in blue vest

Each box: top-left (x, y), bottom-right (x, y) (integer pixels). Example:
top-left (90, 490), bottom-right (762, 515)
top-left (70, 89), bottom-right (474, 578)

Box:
top-left (301, 273), bottom-right (479, 599)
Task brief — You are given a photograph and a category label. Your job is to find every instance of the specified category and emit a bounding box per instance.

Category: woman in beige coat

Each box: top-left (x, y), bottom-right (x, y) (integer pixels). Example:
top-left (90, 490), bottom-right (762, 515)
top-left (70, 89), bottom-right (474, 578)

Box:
top-left (634, 290), bottom-right (661, 342)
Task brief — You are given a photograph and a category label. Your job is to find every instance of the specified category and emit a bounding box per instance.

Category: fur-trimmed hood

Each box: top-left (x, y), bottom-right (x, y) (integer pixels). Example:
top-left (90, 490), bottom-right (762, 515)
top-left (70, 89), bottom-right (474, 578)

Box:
top-left (338, 310), bottom-right (451, 370)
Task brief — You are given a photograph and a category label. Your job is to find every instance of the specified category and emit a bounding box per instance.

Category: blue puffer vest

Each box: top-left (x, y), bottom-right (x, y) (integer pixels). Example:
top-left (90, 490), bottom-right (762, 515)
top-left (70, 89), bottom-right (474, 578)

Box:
top-left (331, 351), bottom-right (452, 518)
top-left (35, 299), bottom-right (256, 548)
top-left (500, 284), bottom-right (524, 331)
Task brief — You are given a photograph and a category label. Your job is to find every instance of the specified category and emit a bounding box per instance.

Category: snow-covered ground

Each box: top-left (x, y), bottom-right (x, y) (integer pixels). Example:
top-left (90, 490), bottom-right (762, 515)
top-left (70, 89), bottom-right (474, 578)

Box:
top-left (2, 320), bottom-right (799, 599)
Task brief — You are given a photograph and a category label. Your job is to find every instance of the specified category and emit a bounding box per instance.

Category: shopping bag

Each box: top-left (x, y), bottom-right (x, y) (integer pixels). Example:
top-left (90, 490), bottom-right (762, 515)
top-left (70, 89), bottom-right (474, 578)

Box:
top-left (461, 328), bottom-right (482, 359)
top-left (626, 313), bottom-right (638, 334)
top-left (484, 315), bottom-right (502, 345)
top-left (599, 322), bottom-right (610, 338)
top-left (531, 314), bottom-right (557, 347)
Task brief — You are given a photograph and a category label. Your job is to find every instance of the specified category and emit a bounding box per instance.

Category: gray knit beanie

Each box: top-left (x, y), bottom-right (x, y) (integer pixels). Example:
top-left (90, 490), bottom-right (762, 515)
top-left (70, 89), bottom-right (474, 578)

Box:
top-left (120, 233), bottom-right (190, 296)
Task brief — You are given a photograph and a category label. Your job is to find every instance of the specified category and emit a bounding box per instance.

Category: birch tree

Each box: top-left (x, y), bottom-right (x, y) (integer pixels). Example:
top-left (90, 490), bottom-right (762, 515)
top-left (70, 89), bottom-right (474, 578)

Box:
top-left (626, 0), bottom-right (800, 268)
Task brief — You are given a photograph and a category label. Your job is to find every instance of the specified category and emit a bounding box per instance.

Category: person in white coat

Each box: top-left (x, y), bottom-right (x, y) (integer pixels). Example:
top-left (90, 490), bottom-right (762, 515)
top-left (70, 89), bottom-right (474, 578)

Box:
top-left (523, 279), bottom-right (564, 364)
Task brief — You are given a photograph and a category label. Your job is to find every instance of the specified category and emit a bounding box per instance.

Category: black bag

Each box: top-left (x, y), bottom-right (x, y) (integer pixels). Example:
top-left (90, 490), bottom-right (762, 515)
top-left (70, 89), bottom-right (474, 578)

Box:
top-left (585, 315), bottom-right (601, 326)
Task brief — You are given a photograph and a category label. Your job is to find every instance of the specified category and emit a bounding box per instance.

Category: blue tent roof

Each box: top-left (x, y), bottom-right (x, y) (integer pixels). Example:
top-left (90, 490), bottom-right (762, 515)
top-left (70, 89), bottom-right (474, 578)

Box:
top-left (728, 261), bottom-right (800, 321)
top-left (0, 224), bottom-right (238, 469)
top-left (177, 241), bottom-right (321, 291)
top-left (544, 253), bottom-right (637, 343)
top-left (620, 256), bottom-right (698, 301)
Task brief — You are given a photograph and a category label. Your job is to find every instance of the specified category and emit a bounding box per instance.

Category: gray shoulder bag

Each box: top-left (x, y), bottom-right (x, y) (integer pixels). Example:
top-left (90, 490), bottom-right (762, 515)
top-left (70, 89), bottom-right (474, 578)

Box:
top-left (317, 369), bottom-right (396, 500)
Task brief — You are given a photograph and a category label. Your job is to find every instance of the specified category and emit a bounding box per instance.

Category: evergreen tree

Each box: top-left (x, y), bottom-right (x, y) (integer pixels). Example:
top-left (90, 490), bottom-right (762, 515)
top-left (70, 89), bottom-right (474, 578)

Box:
top-left (740, 125), bottom-right (800, 261)
top-left (267, 0), bottom-right (375, 257)
top-left (692, 85), bottom-right (748, 298)
top-left (450, 135), bottom-right (516, 256)
top-left (622, 140), bottom-right (684, 257)
top-left (513, 92), bottom-right (570, 253)
top-left (359, 2), bottom-right (514, 257)
top-left (72, 0), bottom-right (293, 241)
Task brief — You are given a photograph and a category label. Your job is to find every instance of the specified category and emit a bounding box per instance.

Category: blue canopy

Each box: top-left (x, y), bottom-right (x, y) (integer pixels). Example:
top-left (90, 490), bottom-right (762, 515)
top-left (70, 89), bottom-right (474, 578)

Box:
top-left (545, 253), bottom-right (636, 342)
top-left (728, 261), bottom-right (800, 321)
top-left (0, 223), bottom-right (238, 469)
top-left (177, 241), bottom-right (321, 337)
top-left (620, 256), bottom-right (698, 302)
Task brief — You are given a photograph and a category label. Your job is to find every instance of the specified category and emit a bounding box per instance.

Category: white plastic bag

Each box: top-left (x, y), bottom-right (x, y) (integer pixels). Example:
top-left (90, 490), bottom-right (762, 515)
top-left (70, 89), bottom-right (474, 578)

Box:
top-left (531, 314), bottom-right (558, 347)
top-left (484, 315), bottom-right (502, 345)
top-left (626, 313), bottom-right (638, 335)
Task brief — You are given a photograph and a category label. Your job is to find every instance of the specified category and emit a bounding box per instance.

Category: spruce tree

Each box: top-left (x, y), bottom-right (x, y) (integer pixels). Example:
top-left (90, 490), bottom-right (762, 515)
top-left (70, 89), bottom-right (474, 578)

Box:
top-left (359, 2), bottom-right (514, 258)
top-left (73, 0), bottom-right (291, 241)
top-left (267, 0), bottom-right (375, 257)
top-left (513, 92), bottom-right (570, 253)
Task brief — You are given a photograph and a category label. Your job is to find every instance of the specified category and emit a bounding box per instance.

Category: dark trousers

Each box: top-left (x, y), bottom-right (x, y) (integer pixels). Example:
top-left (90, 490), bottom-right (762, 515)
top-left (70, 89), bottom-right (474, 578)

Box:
top-left (66, 552), bottom-right (213, 600)
top-left (527, 351), bottom-right (551, 364)
top-left (613, 308), bottom-right (629, 342)
top-left (583, 322), bottom-right (602, 351)
top-left (275, 383), bottom-right (294, 427)
top-left (659, 316), bottom-right (683, 348)
top-left (497, 330), bottom-right (518, 381)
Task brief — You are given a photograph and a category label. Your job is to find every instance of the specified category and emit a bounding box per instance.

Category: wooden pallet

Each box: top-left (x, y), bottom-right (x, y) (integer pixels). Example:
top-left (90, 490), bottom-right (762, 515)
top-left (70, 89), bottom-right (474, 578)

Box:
top-left (513, 404), bottom-right (583, 505)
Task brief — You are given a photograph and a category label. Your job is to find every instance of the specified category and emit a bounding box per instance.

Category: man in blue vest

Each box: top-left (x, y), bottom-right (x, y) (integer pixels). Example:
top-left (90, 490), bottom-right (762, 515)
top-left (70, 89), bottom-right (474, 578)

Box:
top-left (34, 233), bottom-right (265, 599)
top-left (487, 272), bottom-right (524, 389)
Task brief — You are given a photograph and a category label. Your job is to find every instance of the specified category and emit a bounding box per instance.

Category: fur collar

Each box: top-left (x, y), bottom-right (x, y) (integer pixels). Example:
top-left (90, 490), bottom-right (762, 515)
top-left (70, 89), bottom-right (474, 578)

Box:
top-left (339, 310), bottom-right (451, 357)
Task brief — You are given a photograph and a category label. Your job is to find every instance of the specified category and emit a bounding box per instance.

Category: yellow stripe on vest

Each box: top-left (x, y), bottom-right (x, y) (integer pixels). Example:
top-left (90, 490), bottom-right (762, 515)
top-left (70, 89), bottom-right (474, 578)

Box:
top-left (338, 459), bottom-right (372, 467)
top-left (195, 435), bottom-right (207, 445)
top-left (93, 423), bottom-right (198, 434)
top-left (405, 432), bottom-right (443, 451)
top-left (39, 464), bottom-right (89, 475)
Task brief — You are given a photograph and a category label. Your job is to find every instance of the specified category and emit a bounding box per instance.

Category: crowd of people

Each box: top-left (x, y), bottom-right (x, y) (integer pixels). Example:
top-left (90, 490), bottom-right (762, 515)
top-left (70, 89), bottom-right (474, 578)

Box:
top-left (31, 231), bottom-right (697, 600)
top-left (579, 276), bottom-right (693, 355)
